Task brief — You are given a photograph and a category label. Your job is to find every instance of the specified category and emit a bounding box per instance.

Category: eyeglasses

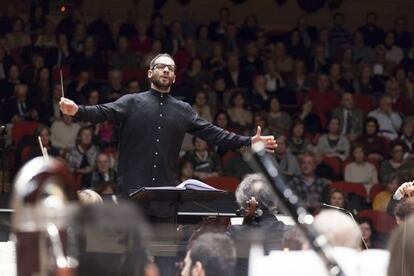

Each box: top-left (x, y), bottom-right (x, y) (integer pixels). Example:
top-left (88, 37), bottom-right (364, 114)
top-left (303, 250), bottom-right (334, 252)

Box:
top-left (152, 63), bottom-right (176, 71)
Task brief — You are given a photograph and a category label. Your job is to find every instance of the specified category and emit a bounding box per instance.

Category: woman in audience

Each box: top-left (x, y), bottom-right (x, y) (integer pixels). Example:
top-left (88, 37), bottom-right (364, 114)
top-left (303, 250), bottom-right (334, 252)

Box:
top-left (327, 188), bottom-right (347, 209)
top-left (34, 20), bottom-right (57, 48)
top-left (251, 111), bottom-right (271, 136)
top-left (34, 66), bottom-right (52, 106)
top-left (213, 110), bottom-right (236, 156)
top-left (67, 126), bottom-right (100, 188)
top-left (5, 17), bottom-right (31, 50)
top-left (340, 47), bottom-right (357, 83)
top-left (28, 125), bottom-right (60, 161)
top-left (316, 117), bottom-right (350, 161)
top-left (379, 140), bottom-right (413, 181)
top-left (398, 119), bottom-right (414, 154)
top-left (328, 62), bottom-right (352, 93)
top-left (185, 137), bottom-right (221, 180)
top-left (227, 91), bottom-right (252, 133)
top-left (372, 173), bottom-right (399, 211)
top-left (177, 158), bottom-right (197, 183)
top-left (355, 117), bottom-right (389, 160)
top-left (287, 29), bottom-right (307, 59)
top-left (267, 96), bottom-right (292, 136)
top-left (353, 63), bottom-right (376, 94)
top-left (296, 99), bottom-right (321, 134)
top-left (183, 58), bottom-right (210, 89)
top-left (206, 43), bottom-right (226, 73)
top-left (288, 120), bottom-right (310, 156)
top-left (264, 60), bottom-right (286, 94)
top-left (286, 59), bottom-right (313, 93)
top-left (192, 90), bottom-right (213, 122)
top-left (358, 217), bottom-right (383, 249)
top-left (344, 144), bottom-right (378, 188)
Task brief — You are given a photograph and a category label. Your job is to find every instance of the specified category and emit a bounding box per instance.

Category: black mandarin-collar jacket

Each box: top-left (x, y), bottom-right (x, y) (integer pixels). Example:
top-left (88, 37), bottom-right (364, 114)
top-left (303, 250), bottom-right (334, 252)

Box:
top-left (75, 89), bottom-right (251, 195)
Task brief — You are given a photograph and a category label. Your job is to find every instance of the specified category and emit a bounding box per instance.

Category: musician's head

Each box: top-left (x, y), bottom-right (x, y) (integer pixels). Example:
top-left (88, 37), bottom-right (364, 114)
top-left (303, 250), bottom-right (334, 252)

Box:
top-left (394, 197), bottom-right (414, 225)
top-left (181, 233), bottom-right (236, 276)
top-left (235, 173), bottom-right (278, 214)
top-left (314, 210), bottom-right (361, 249)
top-left (148, 53), bottom-right (176, 92)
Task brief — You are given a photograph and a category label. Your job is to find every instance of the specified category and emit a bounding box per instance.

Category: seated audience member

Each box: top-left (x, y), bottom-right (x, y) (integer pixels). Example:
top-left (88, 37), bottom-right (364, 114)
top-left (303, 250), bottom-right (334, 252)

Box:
top-left (313, 210), bottom-right (361, 249)
top-left (192, 90), bottom-right (213, 122)
top-left (266, 97), bottom-right (292, 136)
top-left (394, 197), bottom-right (414, 225)
top-left (227, 91), bottom-right (252, 133)
top-left (181, 233), bottom-right (236, 276)
top-left (51, 114), bottom-right (81, 151)
top-left (1, 83), bottom-right (35, 123)
top-left (127, 79), bottom-right (141, 94)
top-left (398, 119), bottom-right (414, 155)
top-left (379, 141), bottom-right (412, 181)
top-left (27, 125), bottom-right (60, 160)
top-left (356, 117), bottom-right (389, 161)
top-left (94, 181), bottom-right (117, 199)
top-left (285, 59), bottom-right (313, 93)
top-left (100, 69), bottom-right (127, 102)
top-left (368, 95), bottom-right (402, 140)
top-left (5, 17), bottom-right (31, 49)
top-left (328, 62), bottom-right (353, 93)
top-left (388, 216), bottom-right (414, 276)
top-left (223, 149), bottom-right (254, 181)
top-left (0, 64), bottom-right (21, 103)
top-left (373, 173), bottom-right (400, 212)
top-left (288, 152), bottom-right (328, 212)
top-left (39, 83), bottom-right (64, 124)
top-left (66, 126), bottom-right (100, 188)
top-left (384, 77), bottom-right (412, 116)
top-left (66, 69), bottom-right (95, 105)
top-left (91, 152), bottom-right (117, 190)
top-left (273, 135), bottom-right (300, 181)
top-left (177, 158), bottom-right (196, 183)
top-left (288, 120), bottom-right (311, 156)
top-left (109, 36), bottom-right (137, 70)
top-left (357, 217), bottom-right (383, 249)
top-left (313, 149), bottom-right (338, 181)
top-left (316, 117), bottom-right (350, 161)
top-left (183, 58), bottom-right (210, 89)
top-left (185, 137), bottom-right (221, 180)
top-left (307, 74), bottom-right (340, 125)
top-left (352, 63), bottom-right (376, 94)
top-left (296, 99), bottom-right (322, 135)
top-left (344, 144), bottom-right (378, 188)
top-left (332, 92), bottom-right (364, 142)
top-left (327, 188), bottom-right (347, 209)
top-left (247, 74), bottom-right (270, 112)
top-left (250, 111), bottom-right (272, 136)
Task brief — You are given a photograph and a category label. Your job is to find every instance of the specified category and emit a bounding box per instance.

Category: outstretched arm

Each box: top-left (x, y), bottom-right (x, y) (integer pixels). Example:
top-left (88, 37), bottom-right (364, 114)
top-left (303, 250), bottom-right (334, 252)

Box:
top-left (187, 105), bottom-right (276, 152)
top-left (59, 95), bottom-right (131, 124)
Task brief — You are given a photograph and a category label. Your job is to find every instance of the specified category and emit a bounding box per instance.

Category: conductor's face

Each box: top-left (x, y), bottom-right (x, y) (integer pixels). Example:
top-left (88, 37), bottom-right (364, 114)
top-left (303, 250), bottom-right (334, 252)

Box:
top-left (148, 56), bottom-right (176, 91)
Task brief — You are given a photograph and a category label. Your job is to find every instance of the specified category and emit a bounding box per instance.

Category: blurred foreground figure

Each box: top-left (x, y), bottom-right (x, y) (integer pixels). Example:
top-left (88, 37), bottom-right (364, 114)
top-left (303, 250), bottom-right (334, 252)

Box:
top-left (388, 215), bottom-right (414, 276)
top-left (181, 233), bottom-right (236, 276)
top-left (11, 157), bottom-right (79, 276)
top-left (70, 201), bottom-right (158, 276)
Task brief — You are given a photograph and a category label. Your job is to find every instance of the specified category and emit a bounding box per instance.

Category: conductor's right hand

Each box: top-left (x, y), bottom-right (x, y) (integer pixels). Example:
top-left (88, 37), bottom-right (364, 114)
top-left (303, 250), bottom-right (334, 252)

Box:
top-left (59, 97), bottom-right (79, 116)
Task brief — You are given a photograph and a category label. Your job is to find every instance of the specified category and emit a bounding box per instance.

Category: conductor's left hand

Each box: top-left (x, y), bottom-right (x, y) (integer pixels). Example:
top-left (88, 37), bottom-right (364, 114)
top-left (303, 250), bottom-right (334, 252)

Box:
top-left (251, 126), bottom-right (277, 153)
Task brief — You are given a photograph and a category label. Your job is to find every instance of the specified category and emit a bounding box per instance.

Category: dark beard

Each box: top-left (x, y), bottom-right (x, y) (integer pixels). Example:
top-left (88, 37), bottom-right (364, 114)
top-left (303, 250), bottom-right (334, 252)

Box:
top-left (150, 75), bottom-right (172, 90)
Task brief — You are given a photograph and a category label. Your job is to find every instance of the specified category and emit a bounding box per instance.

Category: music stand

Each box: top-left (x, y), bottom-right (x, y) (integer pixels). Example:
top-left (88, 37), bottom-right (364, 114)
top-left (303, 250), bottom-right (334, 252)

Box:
top-left (129, 187), bottom-right (228, 226)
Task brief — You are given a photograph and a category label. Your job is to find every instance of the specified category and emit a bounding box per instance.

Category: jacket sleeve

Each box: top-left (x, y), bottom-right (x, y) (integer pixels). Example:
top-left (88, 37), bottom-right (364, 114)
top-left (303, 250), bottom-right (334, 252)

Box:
top-left (74, 94), bottom-right (133, 124)
top-left (185, 103), bottom-right (251, 149)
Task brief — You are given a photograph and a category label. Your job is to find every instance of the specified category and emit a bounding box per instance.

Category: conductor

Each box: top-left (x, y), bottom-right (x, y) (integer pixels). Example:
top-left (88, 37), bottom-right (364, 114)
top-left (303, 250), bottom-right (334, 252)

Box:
top-left (60, 53), bottom-right (277, 196)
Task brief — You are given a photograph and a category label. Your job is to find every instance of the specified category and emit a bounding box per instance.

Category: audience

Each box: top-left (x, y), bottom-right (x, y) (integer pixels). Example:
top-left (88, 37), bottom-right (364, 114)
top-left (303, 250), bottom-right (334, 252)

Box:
top-left (344, 144), bottom-right (378, 188)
